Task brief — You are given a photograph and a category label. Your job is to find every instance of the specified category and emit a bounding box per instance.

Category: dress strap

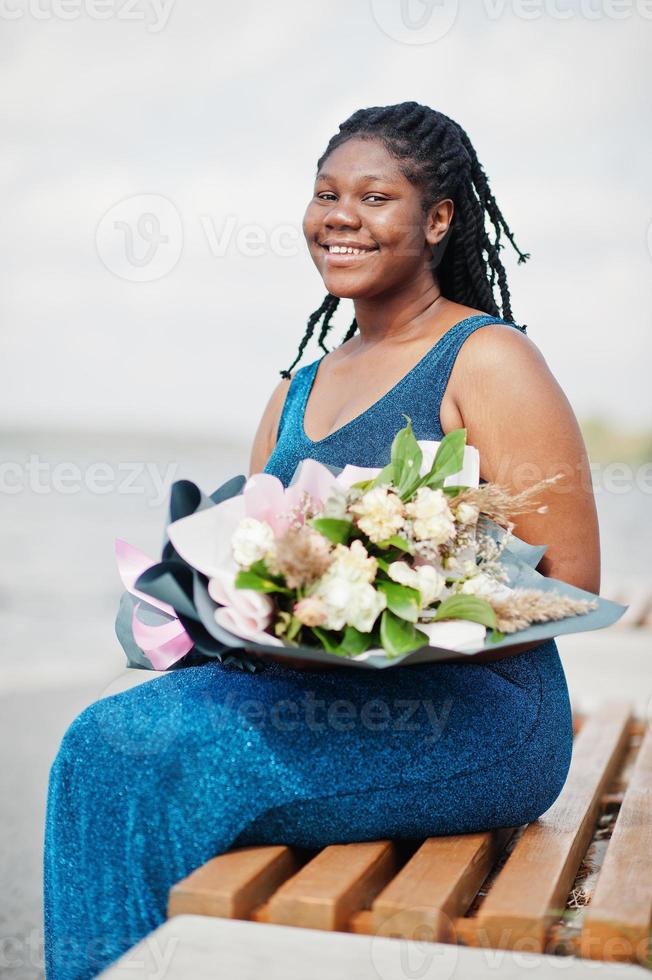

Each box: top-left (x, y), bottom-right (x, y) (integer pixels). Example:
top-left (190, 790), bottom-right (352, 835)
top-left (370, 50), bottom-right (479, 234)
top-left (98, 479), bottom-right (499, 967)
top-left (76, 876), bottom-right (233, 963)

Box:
top-left (275, 361), bottom-right (318, 444)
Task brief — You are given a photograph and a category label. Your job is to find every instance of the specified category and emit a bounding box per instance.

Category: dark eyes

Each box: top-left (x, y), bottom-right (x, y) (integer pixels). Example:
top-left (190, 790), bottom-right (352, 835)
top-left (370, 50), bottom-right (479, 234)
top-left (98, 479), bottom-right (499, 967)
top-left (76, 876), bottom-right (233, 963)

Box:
top-left (315, 192), bottom-right (388, 204)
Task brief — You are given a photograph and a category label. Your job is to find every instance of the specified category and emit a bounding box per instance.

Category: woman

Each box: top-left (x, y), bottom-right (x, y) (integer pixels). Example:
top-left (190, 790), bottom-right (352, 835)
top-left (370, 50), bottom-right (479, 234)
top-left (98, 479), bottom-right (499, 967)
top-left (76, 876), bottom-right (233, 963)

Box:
top-left (43, 102), bottom-right (600, 979)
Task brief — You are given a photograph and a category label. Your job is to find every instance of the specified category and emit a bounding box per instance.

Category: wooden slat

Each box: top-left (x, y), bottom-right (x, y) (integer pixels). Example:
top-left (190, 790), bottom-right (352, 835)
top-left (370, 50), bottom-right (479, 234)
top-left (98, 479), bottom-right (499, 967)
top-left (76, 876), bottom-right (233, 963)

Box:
top-left (348, 909), bottom-right (374, 934)
top-left (456, 701), bottom-right (632, 952)
top-left (370, 829), bottom-right (514, 942)
top-left (167, 845), bottom-right (298, 919)
top-left (258, 841), bottom-right (397, 931)
top-left (581, 722), bottom-right (652, 965)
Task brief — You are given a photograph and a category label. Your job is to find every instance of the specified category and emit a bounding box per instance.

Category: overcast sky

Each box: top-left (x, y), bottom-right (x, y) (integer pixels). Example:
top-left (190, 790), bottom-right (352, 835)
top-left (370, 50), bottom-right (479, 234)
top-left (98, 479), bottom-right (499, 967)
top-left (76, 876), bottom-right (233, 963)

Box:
top-left (2, 0), bottom-right (651, 446)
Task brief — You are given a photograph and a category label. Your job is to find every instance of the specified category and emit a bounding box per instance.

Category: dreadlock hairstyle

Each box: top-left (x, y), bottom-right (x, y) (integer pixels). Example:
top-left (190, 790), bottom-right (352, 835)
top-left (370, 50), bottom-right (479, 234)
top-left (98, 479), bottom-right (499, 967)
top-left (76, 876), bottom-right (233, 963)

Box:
top-left (280, 102), bottom-right (530, 379)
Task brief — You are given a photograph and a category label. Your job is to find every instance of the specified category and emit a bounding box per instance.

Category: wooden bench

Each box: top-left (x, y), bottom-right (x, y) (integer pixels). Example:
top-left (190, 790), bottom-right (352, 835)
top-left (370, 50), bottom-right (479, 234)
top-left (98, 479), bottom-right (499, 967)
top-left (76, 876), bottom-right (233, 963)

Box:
top-left (167, 700), bottom-right (652, 969)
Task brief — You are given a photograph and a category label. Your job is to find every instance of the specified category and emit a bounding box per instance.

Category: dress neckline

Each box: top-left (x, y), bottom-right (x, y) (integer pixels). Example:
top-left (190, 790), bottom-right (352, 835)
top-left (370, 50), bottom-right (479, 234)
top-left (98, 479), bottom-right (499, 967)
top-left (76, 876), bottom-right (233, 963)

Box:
top-left (300, 313), bottom-right (500, 446)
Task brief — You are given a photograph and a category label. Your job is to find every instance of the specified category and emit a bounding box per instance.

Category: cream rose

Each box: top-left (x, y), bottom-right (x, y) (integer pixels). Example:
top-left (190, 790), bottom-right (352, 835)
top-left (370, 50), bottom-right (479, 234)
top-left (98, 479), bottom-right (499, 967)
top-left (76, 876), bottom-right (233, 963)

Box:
top-left (405, 487), bottom-right (456, 544)
top-left (231, 517), bottom-right (276, 568)
top-left (349, 486), bottom-right (405, 543)
top-left (387, 560), bottom-right (446, 607)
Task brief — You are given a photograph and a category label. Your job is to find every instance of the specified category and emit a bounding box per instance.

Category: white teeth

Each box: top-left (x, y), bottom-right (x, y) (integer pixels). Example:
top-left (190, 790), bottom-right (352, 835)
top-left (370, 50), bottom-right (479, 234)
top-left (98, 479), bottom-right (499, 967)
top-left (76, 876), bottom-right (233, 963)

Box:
top-left (328, 245), bottom-right (366, 254)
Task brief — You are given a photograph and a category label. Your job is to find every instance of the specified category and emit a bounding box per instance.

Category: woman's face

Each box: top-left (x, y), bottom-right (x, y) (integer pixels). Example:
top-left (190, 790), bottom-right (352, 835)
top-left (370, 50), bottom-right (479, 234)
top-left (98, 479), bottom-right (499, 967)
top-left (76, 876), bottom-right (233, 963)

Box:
top-left (302, 136), bottom-right (450, 300)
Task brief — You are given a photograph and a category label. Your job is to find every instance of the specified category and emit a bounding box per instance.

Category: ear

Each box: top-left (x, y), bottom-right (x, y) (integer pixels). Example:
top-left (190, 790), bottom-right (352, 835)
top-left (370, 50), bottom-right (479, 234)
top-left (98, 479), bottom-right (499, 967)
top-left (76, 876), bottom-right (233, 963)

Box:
top-left (425, 199), bottom-right (454, 246)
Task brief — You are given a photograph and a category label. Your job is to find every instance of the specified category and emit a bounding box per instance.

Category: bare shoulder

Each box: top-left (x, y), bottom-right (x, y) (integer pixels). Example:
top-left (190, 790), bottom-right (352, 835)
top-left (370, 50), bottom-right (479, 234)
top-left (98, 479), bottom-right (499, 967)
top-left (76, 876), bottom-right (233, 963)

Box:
top-left (450, 320), bottom-right (584, 483)
top-left (449, 320), bottom-right (599, 594)
top-left (248, 374), bottom-right (293, 476)
top-left (461, 320), bottom-right (548, 367)
top-left (453, 322), bottom-right (564, 409)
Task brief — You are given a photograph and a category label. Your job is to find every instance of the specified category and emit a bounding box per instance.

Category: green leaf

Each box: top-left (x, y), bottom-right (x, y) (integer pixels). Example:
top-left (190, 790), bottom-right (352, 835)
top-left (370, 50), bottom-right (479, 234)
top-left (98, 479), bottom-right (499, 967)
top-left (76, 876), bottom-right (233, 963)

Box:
top-left (441, 484), bottom-right (472, 497)
top-left (287, 615), bottom-right (303, 642)
top-left (376, 580), bottom-right (421, 623)
top-left (375, 555), bottom-right (390, 574)
top-left (234, 569), bottom-right (290, 594)
top-left (248, 559), bottom-right (286, 585)
top-left (379, 610), bottom-right (430, 658)
top-left (311, 627), bottom-right (339, 652)
top-left (375, 534), bottom-right (412, 552)
top-left (309, 625), bottom-right (373, 657)
top-left (399, 470), bottom-right (424, 500)
top-left (390, 416), bottom-right (424, 495)
top-left (430, 594), bottom-right (498, 630)
top-left (369, 462), bottom-right (396, 490)
top-left (414, 428), bottom-right (467, 494)
top-left (338, 626), bottom-right (373, 655)
top-left (310, 517), bottom-right (353, 544)
top-left (431, 428), bottom-right (467, 479)
top-left (309, 626), bottom-right (347, 656)
top-left (487, 628), bottom-right (506, 644)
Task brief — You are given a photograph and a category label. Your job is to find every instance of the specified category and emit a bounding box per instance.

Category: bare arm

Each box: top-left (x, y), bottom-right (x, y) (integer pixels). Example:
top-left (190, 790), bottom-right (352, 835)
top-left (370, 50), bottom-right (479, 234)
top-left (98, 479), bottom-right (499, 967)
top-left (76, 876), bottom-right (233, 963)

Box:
top-left (248, 376), bottom-right (291, 475)
top-left (445, 324), bottom-right (601, 663)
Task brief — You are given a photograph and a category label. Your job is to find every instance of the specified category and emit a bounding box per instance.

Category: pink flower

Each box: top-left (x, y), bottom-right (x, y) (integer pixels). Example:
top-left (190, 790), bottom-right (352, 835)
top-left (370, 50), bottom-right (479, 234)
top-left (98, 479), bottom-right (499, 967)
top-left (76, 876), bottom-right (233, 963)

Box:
top-left (208, 569), bottom-right (282, 646)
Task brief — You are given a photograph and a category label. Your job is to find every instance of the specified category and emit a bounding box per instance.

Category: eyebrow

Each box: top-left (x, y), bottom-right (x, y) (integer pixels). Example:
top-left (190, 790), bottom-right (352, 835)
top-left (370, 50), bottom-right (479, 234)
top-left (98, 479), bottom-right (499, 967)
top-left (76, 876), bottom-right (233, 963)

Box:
top-left (316, 172), bottom-right (394, 183)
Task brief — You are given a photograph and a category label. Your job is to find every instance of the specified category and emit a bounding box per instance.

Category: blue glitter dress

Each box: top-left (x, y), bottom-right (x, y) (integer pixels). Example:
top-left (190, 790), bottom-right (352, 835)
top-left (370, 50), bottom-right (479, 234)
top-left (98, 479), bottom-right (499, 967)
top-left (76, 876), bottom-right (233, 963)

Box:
top-left (43, 314), bottom-right (574, 979)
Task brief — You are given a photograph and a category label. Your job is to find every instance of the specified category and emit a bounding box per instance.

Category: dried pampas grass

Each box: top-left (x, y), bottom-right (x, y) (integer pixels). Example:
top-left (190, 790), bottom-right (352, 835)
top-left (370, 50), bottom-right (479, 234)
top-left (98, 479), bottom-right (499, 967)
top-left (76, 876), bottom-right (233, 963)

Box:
top-left (268, 526), bottom-right (334, 589)
top-left (489, 588), bottom-right (598, 633)
top-left (454, 473), bottom-right (564, 529)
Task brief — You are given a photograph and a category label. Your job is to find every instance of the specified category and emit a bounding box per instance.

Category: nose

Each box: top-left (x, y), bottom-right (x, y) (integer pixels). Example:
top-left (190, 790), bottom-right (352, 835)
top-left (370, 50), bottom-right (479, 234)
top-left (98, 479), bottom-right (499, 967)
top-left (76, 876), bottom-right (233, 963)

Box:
top-left (324, 197), bottom-right (362, 230)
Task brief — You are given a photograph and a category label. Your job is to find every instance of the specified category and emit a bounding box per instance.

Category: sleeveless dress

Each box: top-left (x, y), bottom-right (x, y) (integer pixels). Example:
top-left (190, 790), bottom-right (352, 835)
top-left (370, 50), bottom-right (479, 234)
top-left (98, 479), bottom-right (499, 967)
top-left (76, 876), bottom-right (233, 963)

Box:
top-left (43, 314), bottom-right (574, 979)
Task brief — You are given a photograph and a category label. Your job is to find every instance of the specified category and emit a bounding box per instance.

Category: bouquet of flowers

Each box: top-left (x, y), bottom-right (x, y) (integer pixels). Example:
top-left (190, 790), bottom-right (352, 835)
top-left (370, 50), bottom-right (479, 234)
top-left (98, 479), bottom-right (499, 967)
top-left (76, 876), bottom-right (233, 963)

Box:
top-left (115, 419), bottom-right (626, 672)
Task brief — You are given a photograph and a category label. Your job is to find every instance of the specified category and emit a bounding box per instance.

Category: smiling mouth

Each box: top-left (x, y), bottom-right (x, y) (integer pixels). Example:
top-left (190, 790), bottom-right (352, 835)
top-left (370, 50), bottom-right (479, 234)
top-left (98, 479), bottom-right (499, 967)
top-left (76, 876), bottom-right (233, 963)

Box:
top-left (321, 243), bottom-right (378, 255)
top-left (319, 243), bottom-right (379, 262)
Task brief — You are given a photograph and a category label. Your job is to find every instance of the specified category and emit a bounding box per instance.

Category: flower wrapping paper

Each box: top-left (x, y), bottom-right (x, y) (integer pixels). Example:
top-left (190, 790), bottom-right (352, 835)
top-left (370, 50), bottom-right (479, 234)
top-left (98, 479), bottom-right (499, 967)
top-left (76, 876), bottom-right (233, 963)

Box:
top-left (115, 455), bottom-right (627, 673)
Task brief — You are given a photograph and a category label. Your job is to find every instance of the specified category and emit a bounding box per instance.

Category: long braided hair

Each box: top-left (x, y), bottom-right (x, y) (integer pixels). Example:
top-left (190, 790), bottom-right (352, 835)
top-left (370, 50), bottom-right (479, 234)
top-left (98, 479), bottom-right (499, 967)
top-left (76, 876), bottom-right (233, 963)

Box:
top-left (280, 102), bottom-right (529, 379)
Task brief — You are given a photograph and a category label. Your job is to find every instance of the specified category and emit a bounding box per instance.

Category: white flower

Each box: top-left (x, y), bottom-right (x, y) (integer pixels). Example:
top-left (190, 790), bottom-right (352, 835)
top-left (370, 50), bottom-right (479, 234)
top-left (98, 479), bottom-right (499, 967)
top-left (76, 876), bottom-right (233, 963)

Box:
top-left (414, 564), bottom-right (447, 606)
top-left (459, 572), bottom-right (512, 601)
top-left (349, 486), bottom-right (405, 543)
top-left (314, 576), bottom-right (351, 631)
top-left (386, 560), bottom-right (415, 589)
top-left (347, 582), bottom-right (387, 633)
top-left (405, 487), bottom-right (456, 544)
top-left (316, 578), bottom-right (387, 633)
top-left (329, 538), bottom-right (378, 584)
top-left (231, 517), bottom-right (276, 568)
top-left (388, 560), bottom-right (446, 607)
top-left (455, 501), bottom-right (480, 526)
top-left (312, 539), bottom-right (386, 632)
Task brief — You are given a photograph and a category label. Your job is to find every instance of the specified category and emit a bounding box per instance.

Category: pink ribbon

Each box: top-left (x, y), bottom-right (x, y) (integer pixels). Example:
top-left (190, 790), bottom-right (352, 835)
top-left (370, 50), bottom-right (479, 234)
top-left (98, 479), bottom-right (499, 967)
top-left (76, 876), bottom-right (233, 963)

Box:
top-left (115, 538), bottom-right (194, 670)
